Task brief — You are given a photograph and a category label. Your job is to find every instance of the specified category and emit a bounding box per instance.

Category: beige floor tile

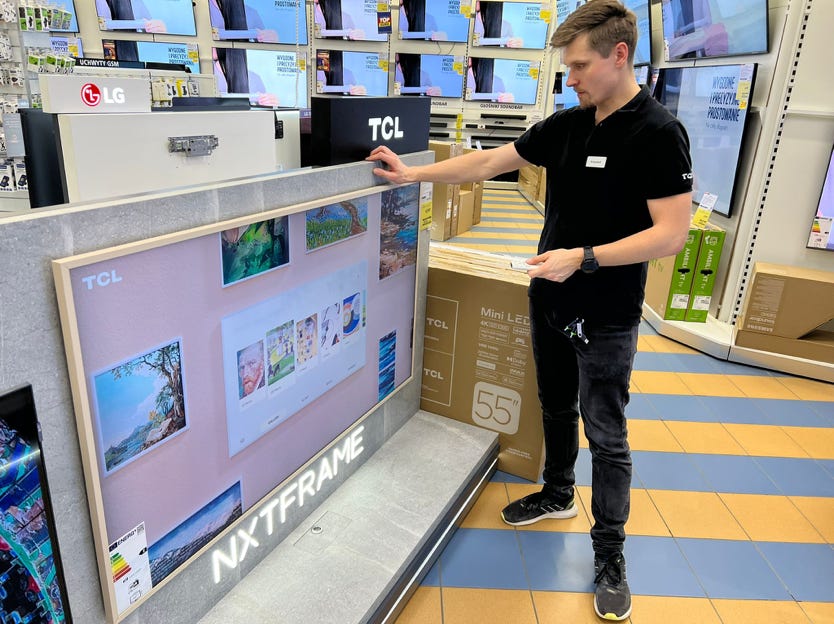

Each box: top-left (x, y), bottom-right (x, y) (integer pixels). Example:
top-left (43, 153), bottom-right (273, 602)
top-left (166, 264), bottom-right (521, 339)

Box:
top-left (723, 423), bottom-right (810, 458)
top-left (775, 377), bottom-right (834, 402)
top-left (677, 373), bottom-right (747, 397)
top-left (443, 587), bottom-right (537, 624)
top-left (729, 375), bottom-right (807, 399)
top-left (626, 488), bottom-right (671, 537)
top-left (781, 426), bottom-right (834, 459)
top-left (534, 591), bottom-right (629, 624)
top-left (394, 586), bottom-right (442, 624)
top-left (648, 490), bottom-right (747, 539)
top-left (461, 482), bottom-right (512, 530)
top-left (801, 601), bottom-right (834, 623)
top-left (789, 496), bottom-right (834, 543)
top-left (630, 371), bottom-right (692, 395)
top-left (719, 493), bottom-right (825, 542)
top-left (630, 595), bottom-right (720, 624)
top-left (711, 598), bottom-right (810, 623)
top-left (664, 421), bottom-right (746, 454)
top-left (639, 335), bottom-right (698, 354)
top-left (627, 420), bottom-right (684, 452)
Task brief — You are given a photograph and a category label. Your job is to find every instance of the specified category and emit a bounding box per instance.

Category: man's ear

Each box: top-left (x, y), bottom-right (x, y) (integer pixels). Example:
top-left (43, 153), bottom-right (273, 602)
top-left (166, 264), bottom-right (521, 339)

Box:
top-left (613, 41), bottom-right (630, 68)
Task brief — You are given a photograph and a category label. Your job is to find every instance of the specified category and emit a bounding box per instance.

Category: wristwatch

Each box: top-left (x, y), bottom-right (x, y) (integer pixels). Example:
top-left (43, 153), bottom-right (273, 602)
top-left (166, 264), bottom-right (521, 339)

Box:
top-left (581, 246), bottom-right (599, 274)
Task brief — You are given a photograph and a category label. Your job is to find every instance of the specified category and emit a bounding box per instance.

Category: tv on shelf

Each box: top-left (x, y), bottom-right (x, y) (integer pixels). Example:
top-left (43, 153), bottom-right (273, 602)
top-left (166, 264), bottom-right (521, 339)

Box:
top-left (474, 1), bottom-right (550, 50)
top-left (807, 146), bottom-right (834, 251)
top-left (104, 40), bottom-right (200, 73)
top-left (557, 0), bottom-right (651, 66)
top-left (95, 0), bottom-right (197, 36)
top-left (661, 0), bottom-right (768, 61)
top-left (208, 0), bottom-right (308, 44)
top-left (399, 0), bottom-right (470, 42)
top-left (214, 48), bottom-right (308, 108)
top-left (394, 53), bottom-right (464, 98)
top-left (314, 0), bottom-right (388, 41)
top-left (553, 65), bottom-right (652, 112)
top-left (466, 57), bottom-right (541, 105)
top-left (316, 50), bottom-right (389, 96)
top-left (652, 62), bottom-right (757, 217)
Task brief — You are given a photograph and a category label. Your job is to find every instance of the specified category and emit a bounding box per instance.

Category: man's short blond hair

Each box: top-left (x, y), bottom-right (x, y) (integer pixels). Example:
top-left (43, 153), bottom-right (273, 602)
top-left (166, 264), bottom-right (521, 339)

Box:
top-left (551, 0), bottom-right (638, 65)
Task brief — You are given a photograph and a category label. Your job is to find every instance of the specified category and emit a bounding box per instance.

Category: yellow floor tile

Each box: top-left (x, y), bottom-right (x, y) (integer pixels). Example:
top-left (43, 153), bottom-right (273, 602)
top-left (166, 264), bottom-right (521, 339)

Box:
top-left (639, 334), bottom-right (698, 354)
top-left (781, 426), bottom-right (834, 459)
top-left (789, 496), bottom-right (834, 542)
top-left (394, 586), bottom-right (442, 624)
top-left (719, 493), bottom-right (825, 543)
top-left (711, 598), bottom-right (810, 623)
top-left (455, 231), bottom-right (531, 240)
top-left (442, 588), bottom-right (537, 624)
top-left (801, 601), bottom-right (834, 623)
top-left (677, 373), bottom-right (747, 397)
top-left (723, 423), bottom-right (810, 458)
top-left (461, 482), bottom-right (512, 530)
top-left (775, 376), bottom-right (834, 402)
top-left (630, 595), bottom-right (720, 624)
top-left (637, 335), bottom-right (656, 352)
top-left (728, 375), bottom-right (806, 400)
top-left (648, 490), bottom-right (747, 539)
top-left (533, 591), bottom-right (629, 624)
top-left (509, 483), bottom-right (592, 533)
top-left (630, 371), bottom-right (692, 395)
top-left (627, 420), bottom-right (684, 452)
top-left (625, 488), bottom-right (671, 537)
top-left (664, 421), bottom-right (746, 455)
top-left (629, 377), bottom-right (642, 393)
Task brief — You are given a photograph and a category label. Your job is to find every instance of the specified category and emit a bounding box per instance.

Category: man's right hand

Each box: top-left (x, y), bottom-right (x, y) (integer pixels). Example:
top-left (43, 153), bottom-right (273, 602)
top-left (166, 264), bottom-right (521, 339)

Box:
top-left (367, 146), bottom-right (414, 184)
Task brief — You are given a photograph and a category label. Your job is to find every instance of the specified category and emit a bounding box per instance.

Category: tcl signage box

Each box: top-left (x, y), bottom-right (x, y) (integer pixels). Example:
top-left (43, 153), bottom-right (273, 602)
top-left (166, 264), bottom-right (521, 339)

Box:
top-left (311, 96), bottom-right (430, 166)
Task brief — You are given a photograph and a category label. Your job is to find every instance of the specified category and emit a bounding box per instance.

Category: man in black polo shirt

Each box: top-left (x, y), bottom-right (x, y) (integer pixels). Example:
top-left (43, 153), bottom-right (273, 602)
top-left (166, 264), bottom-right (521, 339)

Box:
top-left (368, 1), bottom-right (692, 619)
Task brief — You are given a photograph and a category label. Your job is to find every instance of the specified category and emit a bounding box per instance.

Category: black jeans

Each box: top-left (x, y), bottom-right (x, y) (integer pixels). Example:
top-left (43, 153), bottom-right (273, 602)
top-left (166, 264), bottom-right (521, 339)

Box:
top-left (529, 297), bottom-right (639, 558)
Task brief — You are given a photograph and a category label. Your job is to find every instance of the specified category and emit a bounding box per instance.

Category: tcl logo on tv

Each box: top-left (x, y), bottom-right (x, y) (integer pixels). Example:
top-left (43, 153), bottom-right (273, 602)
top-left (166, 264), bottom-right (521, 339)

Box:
top-left (81, 83), bottom-right (125, 106)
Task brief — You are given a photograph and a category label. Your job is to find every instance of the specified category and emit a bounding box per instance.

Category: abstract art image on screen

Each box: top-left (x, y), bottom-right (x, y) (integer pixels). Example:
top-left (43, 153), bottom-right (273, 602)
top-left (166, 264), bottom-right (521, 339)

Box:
top-left (379, 184), bottom-right (419, 280)
top-left (221, 217), bottom-right (290, 287)
top-left (378, 330), bottom-right (396, 400)
top-left (306, 198), bottom-right (369, 251)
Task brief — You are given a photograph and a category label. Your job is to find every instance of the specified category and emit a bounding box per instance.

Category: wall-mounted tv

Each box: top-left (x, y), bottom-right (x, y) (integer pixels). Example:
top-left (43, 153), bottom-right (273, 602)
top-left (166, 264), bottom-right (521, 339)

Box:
top-left (395, 53), bottom-right (464, 98)
top-left (653, 62), bottom-right (757, 217)
top-left (316, 50), bottom-right (389, 96)
top-left (661, 0), bottom-right (768, 60)
top-left (103, 40), bottom-right (199, 73)
top-left (556, 0), bottom-right (651, 66)
top-left (553, 64), bottom-right (651, 111)
top-left (466, 57), bottom-right (540, 104)
top-left (314, 0), bottom-right (388, 41)
top-left (0, 384), bottom-right (72, 623)
top-left (474, 1), bottom-right (550, 49)
top-left (399, 0), bottom-right (471, 42)
top-left (807, 146), bottom-right (834, 251)
top-left (95, 0), bottom-right (197, 36)
top-left (49, 1), bottom-right (79, 32)
top-left (208, 0), bottom-right (308, 44)
top-left (214, 48), bottom-right (308, 108)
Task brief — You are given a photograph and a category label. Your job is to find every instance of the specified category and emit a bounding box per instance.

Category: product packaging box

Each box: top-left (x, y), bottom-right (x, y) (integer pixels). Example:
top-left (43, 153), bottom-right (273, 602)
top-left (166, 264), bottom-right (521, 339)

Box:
top-left (644, 228), bottom-right (703, 321)
top-left (430, 183), bottom-right (459, 242)
top-left (684, 224), bottom-right (726, 322)
top-left (735, 262), bottom-right (834, 363)
top-left (457, 189), bottom-right (474, 235)
top-left (422, 247), bottom-right (545, 482)
top-left (472, 181), bottom-right (483, 224)
top-left (0, 160), bottom-right (16, 192)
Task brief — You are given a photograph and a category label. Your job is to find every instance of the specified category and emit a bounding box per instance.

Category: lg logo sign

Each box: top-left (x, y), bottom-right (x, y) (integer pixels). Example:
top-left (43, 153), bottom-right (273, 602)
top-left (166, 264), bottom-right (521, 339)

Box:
top-left (81, 83), bottom-right (126, 107)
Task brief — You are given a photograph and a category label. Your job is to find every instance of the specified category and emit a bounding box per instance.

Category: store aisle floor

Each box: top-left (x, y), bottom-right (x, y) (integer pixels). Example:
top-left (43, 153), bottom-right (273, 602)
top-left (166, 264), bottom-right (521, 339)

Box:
top-left (395, 190), bottom-right (834, 624)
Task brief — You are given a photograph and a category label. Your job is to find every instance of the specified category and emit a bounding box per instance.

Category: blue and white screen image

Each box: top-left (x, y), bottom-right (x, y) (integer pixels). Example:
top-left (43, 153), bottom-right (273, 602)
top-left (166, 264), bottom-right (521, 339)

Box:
top-left (556, 0), bottom-right (650, 65)
top-left (95, 0), bottom-right (197, 36)
top-left (209, 0), bottom-right (308, 44)
top-left (135, 41), bottom-right (199, 73)
top-left (318, 50), bottom-right (388, 96)
top-left (399, 0), bottom-right (470, 42)
top-left (662, 0), bottom-right (768, 60)
top-left (468, 57), bottom-right (540, 104)
top-left (51, 1), bottom-right (79, 32)
top-left (475, 2), bottom-right (549, 49)
top-left (395, 53), bottom-right (463, 98)
top-left (247, 49), bottom-right (308, 107)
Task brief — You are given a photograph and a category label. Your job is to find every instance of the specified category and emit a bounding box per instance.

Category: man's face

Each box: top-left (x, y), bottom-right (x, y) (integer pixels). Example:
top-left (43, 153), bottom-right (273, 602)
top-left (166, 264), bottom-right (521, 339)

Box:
top-left (239, 348), bottom-right (263, 396)
top-left (563, 33), bottom-right (620, 109)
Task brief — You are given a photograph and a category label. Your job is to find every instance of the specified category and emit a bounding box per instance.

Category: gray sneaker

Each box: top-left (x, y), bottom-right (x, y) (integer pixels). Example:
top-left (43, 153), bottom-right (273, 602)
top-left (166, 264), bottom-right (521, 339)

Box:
top-left (594, 553), bottom-right (632, 621)
top-left (500, 491), bottom-right (578, 526)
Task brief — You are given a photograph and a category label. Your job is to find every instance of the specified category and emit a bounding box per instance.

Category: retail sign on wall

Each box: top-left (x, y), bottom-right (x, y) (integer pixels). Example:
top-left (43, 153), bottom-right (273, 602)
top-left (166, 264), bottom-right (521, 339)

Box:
top-left (40, 74), bottom-right (151, 113)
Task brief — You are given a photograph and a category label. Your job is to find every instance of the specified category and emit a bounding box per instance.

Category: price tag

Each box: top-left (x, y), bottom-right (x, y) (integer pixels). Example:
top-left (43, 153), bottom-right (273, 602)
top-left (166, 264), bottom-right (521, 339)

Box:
top-left (529, 67), bottom-right (539, 79)
top-left (297, 58), bottom-right (306, 71)
top-left (540, 7), bottom-right (551, 22)
top-left (453, 60), bottom-right (464, 74)
top-left (420, 182), bottom-right (433, 230)
top-left (691, 192), bottom-right (717, 228)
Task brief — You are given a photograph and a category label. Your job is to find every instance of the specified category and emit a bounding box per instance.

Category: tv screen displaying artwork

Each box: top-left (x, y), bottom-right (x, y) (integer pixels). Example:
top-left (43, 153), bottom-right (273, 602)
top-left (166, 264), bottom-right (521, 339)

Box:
top-left (653, 62), bottom-right (757, 217)
top-left (399, 0), bottom-right (470, 42)
top-left (95, 0), bottom-right (197, 36)
top-left (208, 0), bottom-right (308, 44)
top-left (103, 40), bottom-right (199, 73)
top-left (474, 1), bottom-right (550, 49)
top-left (556, 0), bottom-right (651, 66)
top-left (661, 0), bottom-right (768, 60)
top-left (0, 384), bottom-right (72, 623)
top-left (466, 57), bottom-right (540, 105)
top-left (395, 53), bottom-right (463, 98)
top-left (316, 50), bottom-right (389, 96)
top-left (214, 48), bottom-right (308, 108)
top-left (314, 0), bottom-right (388, 41)
top-left (807, 147), bottom-right (834, 251)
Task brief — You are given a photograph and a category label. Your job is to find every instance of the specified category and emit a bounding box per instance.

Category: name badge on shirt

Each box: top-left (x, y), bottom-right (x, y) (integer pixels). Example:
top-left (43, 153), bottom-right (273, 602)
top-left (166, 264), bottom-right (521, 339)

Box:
top-left (586, 156), bottom-right (607, 168)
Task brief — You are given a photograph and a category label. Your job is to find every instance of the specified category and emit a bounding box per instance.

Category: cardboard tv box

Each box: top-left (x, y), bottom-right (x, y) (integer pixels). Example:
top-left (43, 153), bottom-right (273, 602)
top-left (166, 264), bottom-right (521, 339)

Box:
top-left (645, 228), bottom-right (703, 321)
top-left (457, 189), bottom-right (474, 235)
top-left (428, 141), bottom-right (463, 241)
top-left (684, 224), bottom-right (726, 322)
top-left (735, 262), bottom-right (834, 363)
top-left (421, 249), bottom-right (545, 482)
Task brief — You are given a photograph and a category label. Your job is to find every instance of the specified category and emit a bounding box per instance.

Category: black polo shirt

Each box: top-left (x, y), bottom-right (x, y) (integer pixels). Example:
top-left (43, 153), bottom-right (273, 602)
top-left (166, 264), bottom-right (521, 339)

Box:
top-left (514, 87), bottom-right (692, 327)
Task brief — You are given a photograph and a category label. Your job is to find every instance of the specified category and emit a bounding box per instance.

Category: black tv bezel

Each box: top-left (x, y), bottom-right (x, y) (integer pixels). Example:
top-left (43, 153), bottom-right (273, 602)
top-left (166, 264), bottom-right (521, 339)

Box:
top-left (0, 383), bottom-right (73, 623)
top-left (652, 62), bottom-right (758, 218)
top-left (661, 0), bottom-right (770, 62)
top-left (806, 144), bottom-right (834, 252)
top-left (395, 52), bottom-right (465, 99)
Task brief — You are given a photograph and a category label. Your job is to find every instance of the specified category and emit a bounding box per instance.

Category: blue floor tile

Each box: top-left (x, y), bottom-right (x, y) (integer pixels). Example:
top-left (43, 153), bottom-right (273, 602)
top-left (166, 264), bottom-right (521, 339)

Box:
top-left (440, 529), bottom-right (529, 589)
top-left (809, 401), bottom-right (834, 424)
top-left (753, 456), bottom-right (834, 497)
top-left (666, 353), bottom-right (725, 374)
top-left (632, 451), bottom-right (712, 491)
top-left (817, 459), bottom-right (834, 480)
top-left (749, 398), bottom-right (828, 427)
top-left (677, 539), bottom-right (792, 600)
top-left (707, 359), bottom-right (774, 376)
top-left (756, 542), bottom-right (834, 602)
top-left (624, 536), bottom-right (705, 598)
top-left (625, 394), bottom-right (661, 420)
top-left (422, 557), bottom-right (441, 586)
top-left (576, 448), bottom-right (592, 486)
top-left (688, 453), bottom-right (781, 495)
top-left (638, 320), bottom-right (658, 335)
top-left (491, 470), bottom-right (537, 485)
top-left (698, 396), bottom-right (768, 424)
top-left (648, 394), bottom-right (712, 423)
top-left (634, 352), bottom-right (679, 372)
top-left (517, 531), bottom-right (594, 592)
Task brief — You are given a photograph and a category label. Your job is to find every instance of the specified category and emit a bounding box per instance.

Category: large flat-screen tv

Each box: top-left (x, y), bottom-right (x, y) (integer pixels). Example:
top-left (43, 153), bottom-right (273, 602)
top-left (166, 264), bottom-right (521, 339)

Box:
top-left (95, 0), bottom-right (197, 36)
top-left (473, 1), bottom-right (550, 49)
top-left (553, 65), bottom-right (651, 111)
top-left (48, 1), bottom-right (79, 32)
top-left (661, 0), bottom-right (768, 60)
top-left (103, 40), bottom-right (199, 73)
top-left (653, 62), bottom-right (757, 217)
top-left (399, 0), bottom-right (470, 42)
top-left (214, 48), bottom-right (308, 108)
top-left (208, 0), bottom-right (308, 44)
top-left (466, 57), bottom-right (540, 105)
top-left (395, 53), bottom-right (463, 98)
top-left (316, 50), bottom-right (389, 96)
top-left (556, 0), bottom-right (651, 66)
top-left (314, 0), bottom-right (388, 41)
top-left (807, 146), bottom-right (834, 251)
top-left (0, 384), bottom-right (72, 623)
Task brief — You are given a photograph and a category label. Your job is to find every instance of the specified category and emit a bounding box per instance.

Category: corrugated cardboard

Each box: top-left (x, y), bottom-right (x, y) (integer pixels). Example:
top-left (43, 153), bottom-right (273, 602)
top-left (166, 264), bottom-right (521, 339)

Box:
top-left (430, 183), bottom-right (459, 242)
top-left (472, 181), bottom-right (483, 225)
top-left (645, 229), bottom-right (703, 321)
top-left (457, 189), bottom-right (474, 235)
top-left (422, 248), bottom-right (545, 482)
top-left (685, 224), bottom-right (726, 322)
top-left (735, 328), bottom-right (834, 364)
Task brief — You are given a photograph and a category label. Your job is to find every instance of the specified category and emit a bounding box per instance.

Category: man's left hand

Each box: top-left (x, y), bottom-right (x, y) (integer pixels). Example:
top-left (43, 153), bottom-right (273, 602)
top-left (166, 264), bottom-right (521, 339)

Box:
top-left (527, 248), bottom-right (583, 282)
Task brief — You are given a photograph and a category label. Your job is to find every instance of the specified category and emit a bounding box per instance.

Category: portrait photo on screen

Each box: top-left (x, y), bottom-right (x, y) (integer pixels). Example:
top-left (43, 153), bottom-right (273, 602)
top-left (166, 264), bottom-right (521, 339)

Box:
top-left (399, 0), bottom-right (470, 42)
top-left (316, 50), bottom-right (388, 96)
top-left (208, 0), bottom-right (308, 44)
top-left (95, 0), bottom-right (197, 36)
top-left (557, 0), bottom-right (651, 65)
top-left (807, 147), bottom-right (834, 251)
top-left (213, 48), bottom-right (308, 108)
top-left (395, 53), bottom-right (463, 97)
top-left (653, 63), bottom-right (756, 217)
top-left (661, 0), bottom-right (768, 60)
top-left (314, 0), bottom-right (387, 41)
top-left (466, 57), bottom-right (540, 104)
top-left (474, 1), bottom-right (550, 49)
top-left (103, 40), bottom-right (200, 73)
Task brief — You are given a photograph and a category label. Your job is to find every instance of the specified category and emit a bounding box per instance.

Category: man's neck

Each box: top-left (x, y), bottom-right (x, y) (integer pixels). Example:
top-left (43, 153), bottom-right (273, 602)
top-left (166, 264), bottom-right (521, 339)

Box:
top-left (594, 80), bottom-right (642, 124)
